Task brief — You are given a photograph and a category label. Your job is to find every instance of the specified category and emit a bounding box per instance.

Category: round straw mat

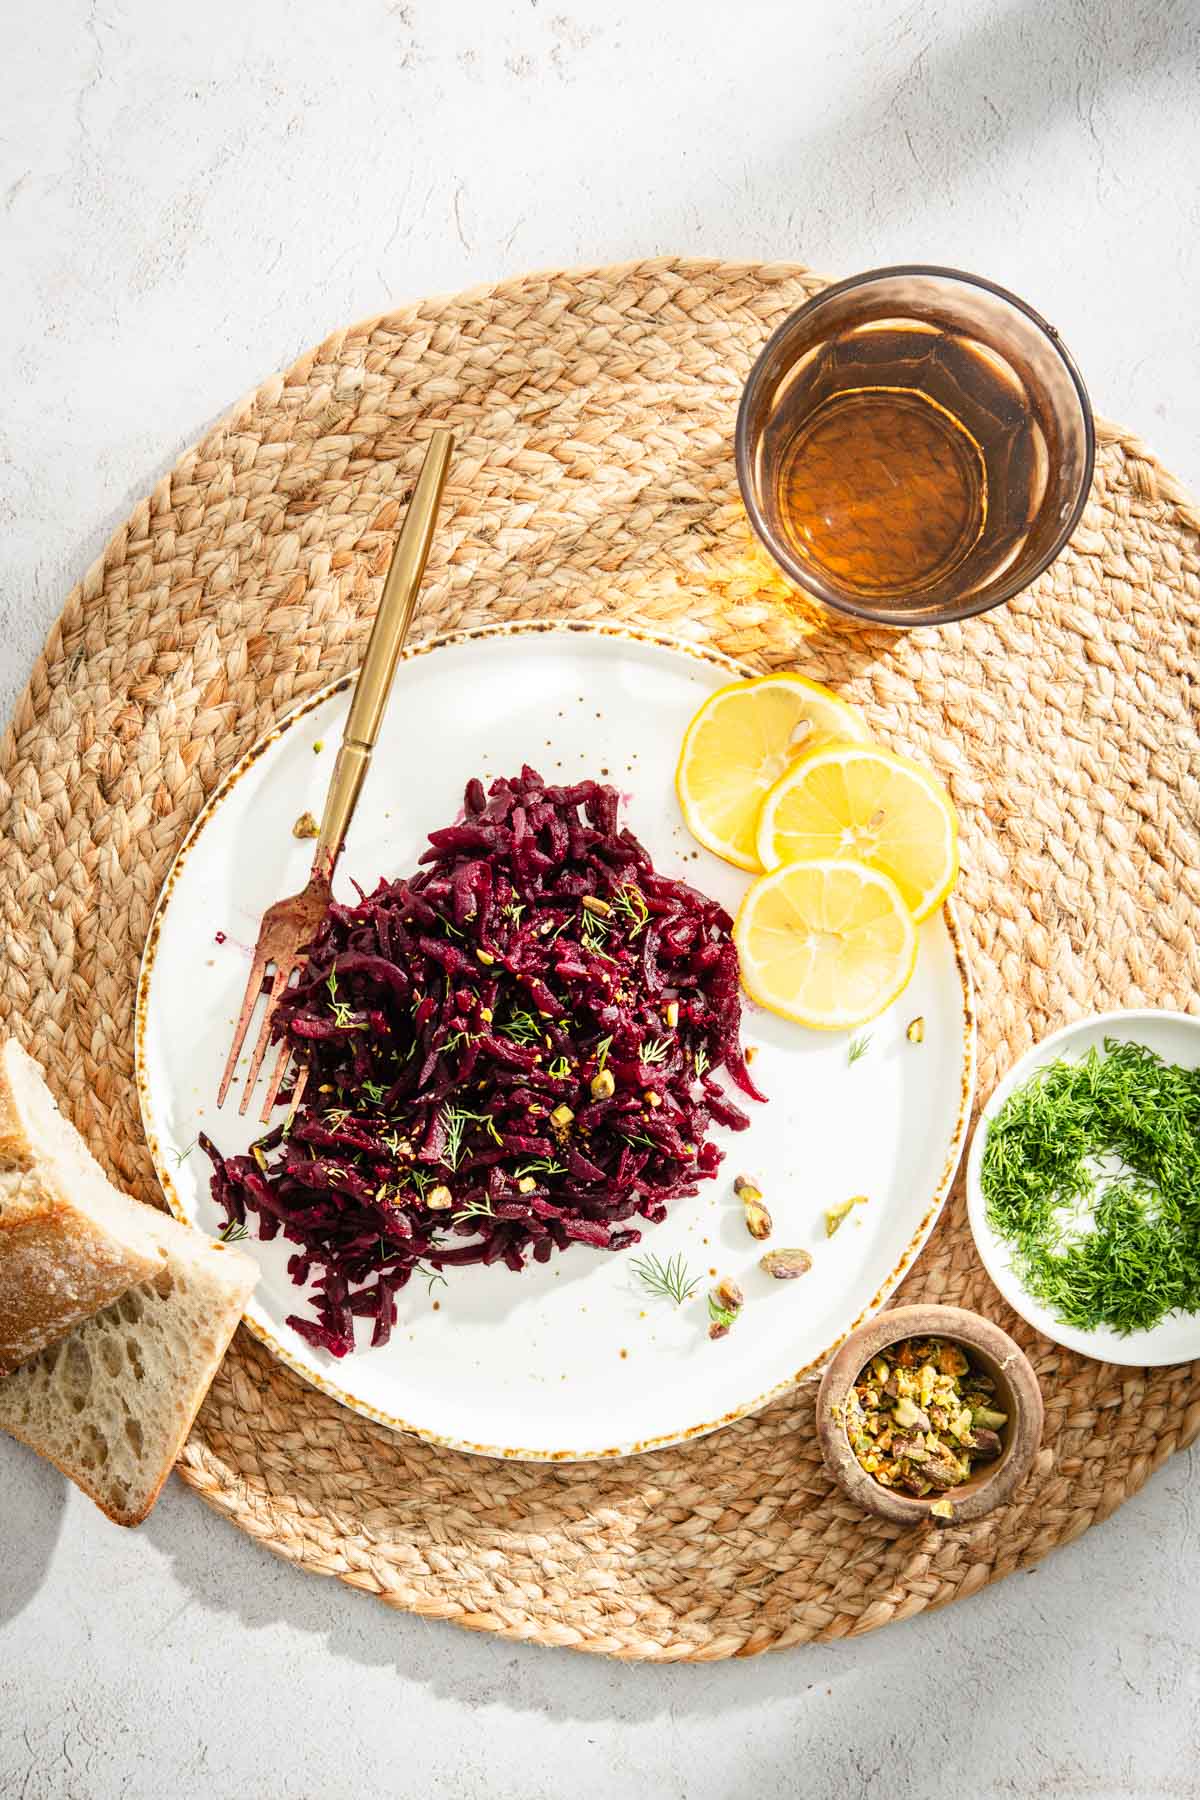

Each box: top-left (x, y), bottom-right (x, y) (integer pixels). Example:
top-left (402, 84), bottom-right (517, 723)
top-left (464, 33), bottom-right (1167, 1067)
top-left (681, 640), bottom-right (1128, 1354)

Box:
top-left (3, 258), bottom-right (1199, 1659)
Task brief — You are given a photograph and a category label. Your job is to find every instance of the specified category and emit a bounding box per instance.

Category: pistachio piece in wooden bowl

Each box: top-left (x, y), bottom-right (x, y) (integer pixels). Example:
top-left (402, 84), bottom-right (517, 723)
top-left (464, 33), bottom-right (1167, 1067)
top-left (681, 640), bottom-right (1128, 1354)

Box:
top-left (816, 1304), bottom-right (1044, 1528)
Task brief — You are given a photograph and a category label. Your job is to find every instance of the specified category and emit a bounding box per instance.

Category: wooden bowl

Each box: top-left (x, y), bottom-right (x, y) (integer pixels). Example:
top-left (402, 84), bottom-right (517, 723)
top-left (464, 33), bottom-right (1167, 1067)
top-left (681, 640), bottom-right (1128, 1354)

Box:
top-left (816, 1304), bottom-right (1044, 1526)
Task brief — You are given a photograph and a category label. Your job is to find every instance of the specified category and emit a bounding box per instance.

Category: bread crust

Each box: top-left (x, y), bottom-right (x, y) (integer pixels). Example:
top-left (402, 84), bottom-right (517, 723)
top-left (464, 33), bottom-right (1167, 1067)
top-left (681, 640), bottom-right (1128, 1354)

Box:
top-left (0, 1043), bottom-right (165, 1372)
top-left (0, 1182), bottom-right (162, 1375)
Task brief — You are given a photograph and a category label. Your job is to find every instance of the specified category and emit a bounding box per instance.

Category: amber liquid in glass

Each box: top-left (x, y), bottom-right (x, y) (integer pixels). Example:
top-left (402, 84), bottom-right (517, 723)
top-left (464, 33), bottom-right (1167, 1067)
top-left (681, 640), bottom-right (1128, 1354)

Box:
top-left (761, 322), bottom-right (1044, 604)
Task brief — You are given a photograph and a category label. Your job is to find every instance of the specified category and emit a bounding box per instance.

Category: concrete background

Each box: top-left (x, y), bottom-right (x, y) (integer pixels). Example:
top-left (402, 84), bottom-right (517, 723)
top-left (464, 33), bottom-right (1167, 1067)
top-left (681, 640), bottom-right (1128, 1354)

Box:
top-left (2, 2), bottom-right (1198, 1795)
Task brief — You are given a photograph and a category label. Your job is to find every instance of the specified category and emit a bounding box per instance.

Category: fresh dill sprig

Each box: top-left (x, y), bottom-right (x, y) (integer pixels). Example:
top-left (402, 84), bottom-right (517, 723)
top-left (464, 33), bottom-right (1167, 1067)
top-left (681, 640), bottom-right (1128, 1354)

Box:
top-left (217, 1219), bottom-right (249, 1244)
top-left (362, 1079), bottom-right (387, 1105)
top-left (325, 968), bottom-right (366, 1031)
top-left (440, 1104), bottom-right (502, 1168)
top-left (595, 1034), bottom-right (613, 1072)
top-left (171, 1139), bottom-right (196, 1166)
top-left (501, 899), bottom-right (526, 927)
top-left (496, 1008), bottom-right (541, 1046)
top-left (631, 1252), bottom-right (701, 1306)
top-left (639, 1036), bottom-right (671, 1067)
top-left (547, 1054), bottom-right (571, 1079)
top-left (452, 1195), bottom-right (496, 1225)
top-left (441, 1105), bottom-right (468, 1170)
top-left (513, 1156), bottom-right (566, 1180)
top-left (621, 1129), bottom-right (659, 1153)
top-left (580, 908), bottom-right (615, 960)
top-left (981, 1038), bottom-right (1200, 1334)
top-left (693, 1046), bottom-right (710, 1079)
top-left (413, 1261), bottom-right (448, 1295)
top-left (612, 884), bottom-right (649, 938)
top-left (847, 1033), bottom-right (873, 1067)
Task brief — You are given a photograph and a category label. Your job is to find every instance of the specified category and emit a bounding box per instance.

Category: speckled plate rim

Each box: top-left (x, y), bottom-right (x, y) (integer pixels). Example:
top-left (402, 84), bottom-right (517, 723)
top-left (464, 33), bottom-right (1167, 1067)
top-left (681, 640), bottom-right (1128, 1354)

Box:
top-left (135, 617), bottom-right (977, 1460)
top-left (965, 1007), bottom-right (1200, 1367)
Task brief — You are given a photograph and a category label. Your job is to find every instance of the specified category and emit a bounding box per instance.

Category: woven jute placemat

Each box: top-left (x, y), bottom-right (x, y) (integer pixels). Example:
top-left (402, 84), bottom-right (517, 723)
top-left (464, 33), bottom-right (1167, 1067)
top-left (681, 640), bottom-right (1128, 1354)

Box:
top-left (3, 258), bottom-right (1199, 1658)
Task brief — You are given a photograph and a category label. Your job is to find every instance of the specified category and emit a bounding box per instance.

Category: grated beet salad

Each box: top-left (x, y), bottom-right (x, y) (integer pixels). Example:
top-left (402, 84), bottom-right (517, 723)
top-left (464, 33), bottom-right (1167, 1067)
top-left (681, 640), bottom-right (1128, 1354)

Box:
top-left (202, 766), bottom-right (764, 1356)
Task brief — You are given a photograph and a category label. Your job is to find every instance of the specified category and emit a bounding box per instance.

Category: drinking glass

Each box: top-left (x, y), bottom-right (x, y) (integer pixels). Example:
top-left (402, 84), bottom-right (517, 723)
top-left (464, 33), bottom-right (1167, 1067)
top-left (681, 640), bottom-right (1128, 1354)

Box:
top-left (735, 266), bottom-right (1095, 627)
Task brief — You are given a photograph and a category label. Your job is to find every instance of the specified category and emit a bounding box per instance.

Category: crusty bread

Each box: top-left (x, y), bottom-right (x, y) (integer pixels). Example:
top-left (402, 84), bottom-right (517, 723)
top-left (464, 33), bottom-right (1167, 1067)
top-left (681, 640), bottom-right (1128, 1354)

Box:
top-left (0, 1210), bottom-right (257, 1524)
top-left (0, 1040), bottom-right (166, 1373)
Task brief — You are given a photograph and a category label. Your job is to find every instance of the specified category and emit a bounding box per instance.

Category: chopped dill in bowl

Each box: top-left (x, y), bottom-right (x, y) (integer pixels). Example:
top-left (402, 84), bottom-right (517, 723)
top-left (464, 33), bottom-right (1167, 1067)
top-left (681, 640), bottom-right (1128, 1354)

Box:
top-left (981, 1039), bottom-right (1200, 1334)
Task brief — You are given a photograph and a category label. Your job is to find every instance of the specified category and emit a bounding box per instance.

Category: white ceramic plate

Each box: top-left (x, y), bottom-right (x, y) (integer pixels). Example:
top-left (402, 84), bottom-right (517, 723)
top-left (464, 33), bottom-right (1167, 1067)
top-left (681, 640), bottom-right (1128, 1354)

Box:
top-left (136, 622), bottom-right (975, 1459)
top-left (966, 1009), bottom-right (1200, 1366)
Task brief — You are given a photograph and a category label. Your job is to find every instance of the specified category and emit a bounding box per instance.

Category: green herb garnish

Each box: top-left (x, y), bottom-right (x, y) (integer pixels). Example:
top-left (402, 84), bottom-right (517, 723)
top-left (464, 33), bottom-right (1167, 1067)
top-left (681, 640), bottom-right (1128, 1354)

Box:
top-left (217, 1219), bottom-right (249, 1244)
top-left (639, 1036), bottom-right (671, 1067)
top-left (847, 1033), bottom-right (872, 1067)
top-left (513, 1156), bottom-right (566, 1180)
top-left (631, 1252), bottom-right (701, 1306)
top-left (452, 1196), bottom-right (496, 1225)
top-left (440, 1104), bottom-right (502, 1168)
top-left (325, 969), bottom-right (366, 1032)
top-left (613, 884), bottom-right (649, 937)
top-left (547, 1055), bottom-right (571, 1079)
top-left (981, 1039), bottom-right (1200, 1334)
top-left (496, 1008), bottom-right (541, 1046)
top-left (595, 1034), bottom-right (613, 1072)
top-left (693, 1047), bottom-right (710, 1079)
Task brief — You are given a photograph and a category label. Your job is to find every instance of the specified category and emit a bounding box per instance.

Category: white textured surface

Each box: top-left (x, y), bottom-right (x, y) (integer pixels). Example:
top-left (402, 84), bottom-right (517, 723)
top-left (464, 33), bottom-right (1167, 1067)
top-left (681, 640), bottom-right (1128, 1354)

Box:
top-left (2, 2), bottom-right (1198, 1796)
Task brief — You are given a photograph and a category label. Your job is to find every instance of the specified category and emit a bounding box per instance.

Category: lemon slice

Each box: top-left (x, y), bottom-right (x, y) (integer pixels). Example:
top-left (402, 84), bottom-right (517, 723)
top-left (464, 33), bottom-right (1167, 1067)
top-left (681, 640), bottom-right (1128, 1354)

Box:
top-left (756, 743), bottom-right (958, 921)
top-left (676, 675), bottom-right (871, 870)
top-left (734, 857), bottom-right (917, 1029)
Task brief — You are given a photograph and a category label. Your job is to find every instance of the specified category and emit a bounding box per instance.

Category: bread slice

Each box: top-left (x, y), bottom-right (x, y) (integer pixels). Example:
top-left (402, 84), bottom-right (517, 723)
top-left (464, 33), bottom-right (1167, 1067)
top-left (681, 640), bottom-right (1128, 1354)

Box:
top-left (0, 1210), bottom-right (257, 1524)
top-left (0, 1037), bottom-right (258, 1524)
top-left (0, 1040), bottom-right (167, 1373)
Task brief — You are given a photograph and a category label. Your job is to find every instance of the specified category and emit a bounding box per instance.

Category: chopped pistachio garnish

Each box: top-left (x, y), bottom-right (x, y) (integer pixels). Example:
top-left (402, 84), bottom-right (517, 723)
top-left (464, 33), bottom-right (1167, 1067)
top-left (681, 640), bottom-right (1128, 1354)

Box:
top-left (742, 1194), bottom-right (772, 1240)
top-left (426, 1184), bottom-right (453, 1210)
top-left (714, 1274), bottom-right (744, 1311)
top-left (843, 1334), bottom-right (1008, 1500)
top-left (708, 1279), bottom-right (743, 1340)
top-left (549, 1103), bottom-right (575, 1130)
top-left (906, 1016), bottom-right (926, 1044)
top-left (664, 1000), bottom-right (680, 1029)
top-left (581, 894), bottom-right (612, 917)
top-left (292, 810), bottom-right (319, 839)
top-left (759, 1247), bottom-right (812, 1280)
top-left (590, 1068), bottom-right (616, 1101)
top-left (825, 1194), bottom-right (869, 1236)
top-left (475, 948), bottom-right (496, 966)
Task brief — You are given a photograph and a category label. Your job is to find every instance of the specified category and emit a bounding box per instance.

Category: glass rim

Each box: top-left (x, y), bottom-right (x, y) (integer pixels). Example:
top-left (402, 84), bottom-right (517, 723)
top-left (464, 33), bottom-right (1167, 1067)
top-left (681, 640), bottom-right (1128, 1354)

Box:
top-left (734, 263), bottom-right (1097, 628)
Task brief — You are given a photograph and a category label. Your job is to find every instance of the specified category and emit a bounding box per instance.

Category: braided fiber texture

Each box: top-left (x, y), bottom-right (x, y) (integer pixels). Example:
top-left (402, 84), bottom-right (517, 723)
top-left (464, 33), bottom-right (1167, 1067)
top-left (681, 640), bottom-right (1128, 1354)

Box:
top-left (3, 259), bottom-right (1199, 1658)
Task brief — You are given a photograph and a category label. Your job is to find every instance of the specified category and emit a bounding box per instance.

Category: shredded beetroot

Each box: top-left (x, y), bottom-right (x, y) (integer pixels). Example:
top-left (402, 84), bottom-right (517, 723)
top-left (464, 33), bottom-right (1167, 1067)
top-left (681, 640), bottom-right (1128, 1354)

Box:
top-left (202, 766), bottom-right (763, 1356)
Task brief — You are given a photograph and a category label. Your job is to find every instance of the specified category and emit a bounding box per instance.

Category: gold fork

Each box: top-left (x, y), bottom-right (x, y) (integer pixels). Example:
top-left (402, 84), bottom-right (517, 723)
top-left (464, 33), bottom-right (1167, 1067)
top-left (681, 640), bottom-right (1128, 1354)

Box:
top-left (217, 427), bottom-right (454, 1121)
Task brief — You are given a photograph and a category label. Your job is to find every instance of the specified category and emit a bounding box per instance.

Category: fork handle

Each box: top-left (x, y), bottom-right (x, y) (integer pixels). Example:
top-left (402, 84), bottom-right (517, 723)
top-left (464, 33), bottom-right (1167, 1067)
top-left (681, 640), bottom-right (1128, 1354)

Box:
top-left (313, 428), bottom-right (454, 876)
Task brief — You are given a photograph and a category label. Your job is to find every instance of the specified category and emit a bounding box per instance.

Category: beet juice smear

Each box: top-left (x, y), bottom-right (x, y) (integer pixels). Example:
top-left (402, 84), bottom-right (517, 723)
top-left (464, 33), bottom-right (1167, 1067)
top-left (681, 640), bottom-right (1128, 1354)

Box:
top-left (202, 767), bottom-right (763, 1355)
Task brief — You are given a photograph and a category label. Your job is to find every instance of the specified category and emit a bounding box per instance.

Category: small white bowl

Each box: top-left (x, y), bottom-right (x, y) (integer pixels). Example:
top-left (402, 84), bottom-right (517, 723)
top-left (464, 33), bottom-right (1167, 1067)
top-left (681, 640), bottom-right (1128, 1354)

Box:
top-left (966, 1009), bottom-right (1200, 1366)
